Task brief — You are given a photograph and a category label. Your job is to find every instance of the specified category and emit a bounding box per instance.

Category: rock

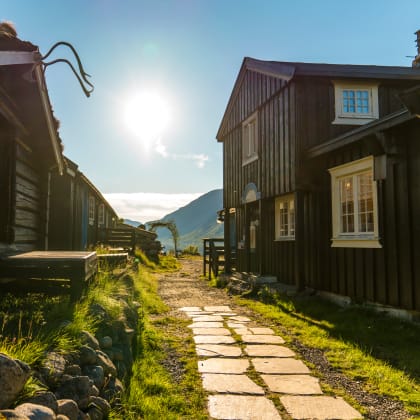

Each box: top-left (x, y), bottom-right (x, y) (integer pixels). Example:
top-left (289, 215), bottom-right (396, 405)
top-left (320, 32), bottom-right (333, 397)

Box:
top-left (54, 376), bottom-right (92, 407)
top-left (114, 360), bottom-right (127, 379)
top-left (88, 396), bottom-right (110, 417)
top-left (40, 352), bottom-right (66, 386)
top-left (98, 336), bottom-right (112, 350)
top-left (77, 410), bottom-right (90, 420)
top-left (101, 377), bottom-right (124, 401)
top-left (90, 385), bottom-right (99, 397)
top-left (95, 351), bottom-right (117, 377)
top-left (56, 415), bottom-right (70, 420)
top-left (14, 403), bottom-right (55, 420)
top-left (57, 399), bottom-right (79, 420)
top-left (79, 346), bottom-right (97, 366)
top-left (102, 349), bottom-right (113, 361)
top-left (24, 391), bottom-right (58, 413)
top-left (0, 353), bottom-right (31, 409)
top-left (82, 366), bottom-right (105, 390)
top-left (80, 331), bottom-right (99, 350)
top-left (0, 409), bottom-right (30, 419)
top-left (111, 348), bottom-right (124, 362)
top-left (65, 365), bottom-right (82, 376)
top-left (87, 406), bottom-right (102, 420)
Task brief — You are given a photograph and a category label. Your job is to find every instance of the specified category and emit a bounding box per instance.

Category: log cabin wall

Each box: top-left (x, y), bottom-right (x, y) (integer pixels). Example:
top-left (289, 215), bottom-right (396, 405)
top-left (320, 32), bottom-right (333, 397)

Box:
top-left (303, 122), bottom-right (420, 311)
top-left (13, 141), bottom-right (47, 251)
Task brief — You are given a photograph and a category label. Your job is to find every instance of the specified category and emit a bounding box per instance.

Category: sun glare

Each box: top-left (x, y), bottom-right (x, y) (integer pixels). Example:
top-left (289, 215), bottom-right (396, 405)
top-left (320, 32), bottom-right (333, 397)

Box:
top-left (123, 91), bottom-right (171, 147)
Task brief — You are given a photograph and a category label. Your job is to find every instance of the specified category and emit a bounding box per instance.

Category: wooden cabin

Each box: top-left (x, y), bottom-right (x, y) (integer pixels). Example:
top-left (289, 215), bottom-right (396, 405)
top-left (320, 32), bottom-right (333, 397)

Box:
top-left (48, 157), bottom-right (119, 251)
top-left (217, 57), bottom-right (420, 312)
top-left (0, 30), bottom-right (64, 254)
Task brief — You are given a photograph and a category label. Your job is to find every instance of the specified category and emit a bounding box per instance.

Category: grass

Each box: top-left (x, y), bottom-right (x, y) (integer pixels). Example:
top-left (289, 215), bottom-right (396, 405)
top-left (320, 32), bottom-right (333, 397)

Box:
top-left (233, 286), bottom-right (420, 416)
top-left (112, 266), bottom-right (207, 420)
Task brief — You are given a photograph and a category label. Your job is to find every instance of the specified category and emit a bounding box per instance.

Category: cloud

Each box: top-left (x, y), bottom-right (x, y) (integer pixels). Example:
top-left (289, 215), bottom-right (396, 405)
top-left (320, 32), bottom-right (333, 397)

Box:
top-left (151, 139), bottom-right (209, 168)
top-left (104, 192), bottom-right (203, 223)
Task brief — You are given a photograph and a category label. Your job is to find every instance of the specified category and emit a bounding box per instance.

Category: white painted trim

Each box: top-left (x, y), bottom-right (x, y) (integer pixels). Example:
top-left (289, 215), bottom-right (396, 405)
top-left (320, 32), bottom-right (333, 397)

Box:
top-left (332, 81), bottom-right (379, 125)
top-left (329, 156), bottom-right (381, 248)
top-left (0, 51), bottom-right (39, 66)
top-left (242, 111), bottom-right (258, 165)
top-left (274, 194), bottom-right (295, 240)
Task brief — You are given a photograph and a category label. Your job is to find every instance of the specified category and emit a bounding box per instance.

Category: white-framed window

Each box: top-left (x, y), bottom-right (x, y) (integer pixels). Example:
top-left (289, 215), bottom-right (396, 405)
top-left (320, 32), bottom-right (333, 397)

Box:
top-left (332, 81), bottom-right (379, 125)
top-left (98, 203), bottom-right (105, 226)
top-left (242, 112), bottom-right (258, 165)
top-left (88, 196), bottom-right (95, 226)
top-left (329, 156), bottom-right (381, 248)
top-left (275, 194), bottom-right (295, 240)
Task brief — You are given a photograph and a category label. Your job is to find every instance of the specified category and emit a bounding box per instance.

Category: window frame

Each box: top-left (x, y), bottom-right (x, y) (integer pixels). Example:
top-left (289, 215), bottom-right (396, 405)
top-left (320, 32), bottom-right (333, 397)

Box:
top-left (88, 196), bottom-right (95, 226)
top-left (242, 112), bottom-right (258, 166)
top-left (332, 81), bottom-right (379, 125)
top-left (329, 156), bottom-right (381, 248)
top-left (98, 203), bottom-right (105, 226)
top-left (274, 194), bottom-right (295, 241)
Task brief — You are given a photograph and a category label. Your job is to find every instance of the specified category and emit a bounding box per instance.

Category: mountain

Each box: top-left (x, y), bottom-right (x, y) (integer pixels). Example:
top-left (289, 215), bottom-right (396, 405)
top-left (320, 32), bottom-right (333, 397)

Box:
top-left (147, 189), bottom-right (224, 253)
top-left (124, 219), bottom-right (142, 228)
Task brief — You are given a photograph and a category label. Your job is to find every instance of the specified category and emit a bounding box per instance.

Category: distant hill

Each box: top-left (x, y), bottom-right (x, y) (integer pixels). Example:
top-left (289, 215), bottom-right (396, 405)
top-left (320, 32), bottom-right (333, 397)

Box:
top-left (147, 189), bottom-right (223, 254)
top-left (124, 219), bottom-right (142, 228)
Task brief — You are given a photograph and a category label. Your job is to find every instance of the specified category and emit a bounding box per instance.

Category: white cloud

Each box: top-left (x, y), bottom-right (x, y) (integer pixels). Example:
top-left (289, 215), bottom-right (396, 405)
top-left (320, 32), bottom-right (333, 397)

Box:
top-left (104, 192), bottom-right (203, 223)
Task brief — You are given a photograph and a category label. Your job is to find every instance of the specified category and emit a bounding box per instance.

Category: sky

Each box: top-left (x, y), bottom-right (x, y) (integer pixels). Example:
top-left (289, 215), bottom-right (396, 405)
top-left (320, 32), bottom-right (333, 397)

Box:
top-left (2, 0), bottom-right (420, 222)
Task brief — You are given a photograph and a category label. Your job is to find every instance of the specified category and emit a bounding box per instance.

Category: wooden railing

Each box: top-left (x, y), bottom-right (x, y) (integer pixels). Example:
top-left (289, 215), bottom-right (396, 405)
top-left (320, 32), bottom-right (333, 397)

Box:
top-left (203, 238), bottom-right (225, 280)
top-left (101, 227), bottom-right (136, 253)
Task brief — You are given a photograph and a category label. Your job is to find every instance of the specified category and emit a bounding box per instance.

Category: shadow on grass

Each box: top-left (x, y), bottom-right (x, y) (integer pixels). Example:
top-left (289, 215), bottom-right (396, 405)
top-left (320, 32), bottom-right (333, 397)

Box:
top-left (250, 289), bottom-right (420, 382)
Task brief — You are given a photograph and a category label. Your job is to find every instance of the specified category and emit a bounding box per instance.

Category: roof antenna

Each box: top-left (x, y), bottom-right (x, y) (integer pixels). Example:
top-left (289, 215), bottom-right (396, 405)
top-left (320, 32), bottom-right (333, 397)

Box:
top-left (41, 41), bottom-right (94, 97)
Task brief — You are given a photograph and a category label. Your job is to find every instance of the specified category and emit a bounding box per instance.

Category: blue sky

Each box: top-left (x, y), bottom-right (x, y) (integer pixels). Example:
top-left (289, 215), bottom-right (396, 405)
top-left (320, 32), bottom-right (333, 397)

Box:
top-left (2, 1), bottom-right (420, 221)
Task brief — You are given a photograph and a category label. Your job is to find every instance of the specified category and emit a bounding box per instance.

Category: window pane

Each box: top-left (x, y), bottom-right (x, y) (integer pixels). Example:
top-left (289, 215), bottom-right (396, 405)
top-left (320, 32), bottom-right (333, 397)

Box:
top-left (340, 177), bottom-right (354, 233)
top-left (277, 198), bottom-right (295, 237)
top-left (342, 89), bottom-right (370, 114)
top-left (358, 172), bottom-right (374, 232)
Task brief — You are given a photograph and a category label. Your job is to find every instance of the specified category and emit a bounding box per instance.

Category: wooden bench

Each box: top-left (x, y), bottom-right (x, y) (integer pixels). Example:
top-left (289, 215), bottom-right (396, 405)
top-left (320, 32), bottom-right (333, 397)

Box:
top-left (0, 251), bottom-right (97, 301)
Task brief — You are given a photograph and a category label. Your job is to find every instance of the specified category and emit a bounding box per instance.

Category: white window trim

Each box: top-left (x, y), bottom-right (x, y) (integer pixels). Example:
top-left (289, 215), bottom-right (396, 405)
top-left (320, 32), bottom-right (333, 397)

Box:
top-left (332, 81), bottom-right (379, 125)
top-left (242, 112), bottom-right (258, 166)
top-left (329, 156), bottom-right (381, 248)
top-left (274, 194), bottom-right (295, 241)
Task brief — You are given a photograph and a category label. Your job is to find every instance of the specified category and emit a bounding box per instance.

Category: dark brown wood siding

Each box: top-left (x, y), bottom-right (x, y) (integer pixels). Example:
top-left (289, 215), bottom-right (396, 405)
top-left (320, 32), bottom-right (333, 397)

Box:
top-left (13, 143), bottom-right (46, 251)
top-left (304, 123), bottom-right (420, 311)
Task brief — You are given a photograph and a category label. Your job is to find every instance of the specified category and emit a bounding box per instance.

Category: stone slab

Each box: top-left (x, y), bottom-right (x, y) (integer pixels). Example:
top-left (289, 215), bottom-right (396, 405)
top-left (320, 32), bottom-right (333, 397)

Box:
top-left (202, 373), bottom-right (265, 395)
top-left (179, 306), bottom-right (201, 312)
top-left (192, 327), bottom-right (231, 336)
top-left (195, 344), bottom-right (242, 357)
top-left (198, 358), bottom-right (249, 374)
top-left (233, 328), bottom-right (251, 335)
top-left (204, 305), bottom-right (232, 312)
top-left (280, 395), bottom-right (362, 419)
top-left (193, 335), bottom-right (235, 344)
top-left (208, 395), bottom-right (282, 420)
top-left (229, 316), bottom-right (251, 322)
top-left (261, 374), bottom-right (322, 394)
top-left (244, 345), bottom-right (295, 358)
top-left (213, 312), bottom-right (237, 316)
top-left (227, 322), bottom-right (247, 328)
top-left (249, 327), bottom-right (275, 335)
top-left (184, 311), bottom-right (213, 317)
top-left (241, 334), bottom-right (285, 344)
top-left (192, 315), bottom-right (224, 322)
top-left (188, 322), bottom-right (224, 328)
top-left (252, 358), bottom-right (310, 374)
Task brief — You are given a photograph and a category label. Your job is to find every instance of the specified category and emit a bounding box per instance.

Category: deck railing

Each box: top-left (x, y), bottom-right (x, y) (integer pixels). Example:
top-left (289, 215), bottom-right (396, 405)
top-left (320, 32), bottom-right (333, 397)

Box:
top-left (203, 238), bottom-right (225, 280)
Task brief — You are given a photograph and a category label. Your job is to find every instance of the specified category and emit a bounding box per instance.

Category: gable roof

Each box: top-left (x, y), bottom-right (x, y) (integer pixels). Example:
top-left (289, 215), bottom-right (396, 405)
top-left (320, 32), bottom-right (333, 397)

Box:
top-left (0, 34), bottom-right (64, 174)
top-left (216, 57), bottom-right (420, 141)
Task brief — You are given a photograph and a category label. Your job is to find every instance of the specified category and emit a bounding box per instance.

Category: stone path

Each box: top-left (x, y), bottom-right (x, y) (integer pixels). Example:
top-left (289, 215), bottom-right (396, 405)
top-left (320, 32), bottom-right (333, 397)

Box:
top-left (180, 305), bottom-right (363, 420)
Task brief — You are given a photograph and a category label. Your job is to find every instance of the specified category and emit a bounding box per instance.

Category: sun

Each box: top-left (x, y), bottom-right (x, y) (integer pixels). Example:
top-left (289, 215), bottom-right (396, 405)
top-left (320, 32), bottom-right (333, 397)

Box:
top-left (123, 91), bottom-right (171, 147)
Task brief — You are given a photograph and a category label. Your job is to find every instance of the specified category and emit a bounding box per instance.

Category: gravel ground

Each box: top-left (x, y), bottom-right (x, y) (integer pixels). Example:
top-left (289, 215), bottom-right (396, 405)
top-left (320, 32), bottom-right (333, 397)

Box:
top-left (156, 257), bottom-right (412, 420)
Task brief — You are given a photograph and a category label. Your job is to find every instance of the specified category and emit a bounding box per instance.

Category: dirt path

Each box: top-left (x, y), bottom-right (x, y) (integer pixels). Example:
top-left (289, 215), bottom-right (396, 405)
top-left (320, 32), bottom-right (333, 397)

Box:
top-left (156, 257), bottom-right (411, 420)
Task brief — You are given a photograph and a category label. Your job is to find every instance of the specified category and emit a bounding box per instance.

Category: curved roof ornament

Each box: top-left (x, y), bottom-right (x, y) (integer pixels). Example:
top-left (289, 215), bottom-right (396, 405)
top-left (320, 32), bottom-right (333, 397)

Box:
top-left (41, 41), bottom-right (94, 97)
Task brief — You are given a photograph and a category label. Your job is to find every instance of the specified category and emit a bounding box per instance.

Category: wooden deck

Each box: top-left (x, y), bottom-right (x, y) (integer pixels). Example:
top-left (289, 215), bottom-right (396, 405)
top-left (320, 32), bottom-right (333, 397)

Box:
top-left (0, 251), bottom-right (97, 301)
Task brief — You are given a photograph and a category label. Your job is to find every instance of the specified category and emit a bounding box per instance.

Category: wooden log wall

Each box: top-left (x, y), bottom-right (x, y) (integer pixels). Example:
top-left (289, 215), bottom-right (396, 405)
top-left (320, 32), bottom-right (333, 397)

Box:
top-left (13, 143), bottom-right (45, 251)
top-left (304, 125), bottom-right (420, 311)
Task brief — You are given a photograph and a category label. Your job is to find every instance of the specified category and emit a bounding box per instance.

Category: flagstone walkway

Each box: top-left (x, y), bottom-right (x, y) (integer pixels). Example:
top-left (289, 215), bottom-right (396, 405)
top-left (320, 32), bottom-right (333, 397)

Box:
top-left (180, 304), bottom-right (363, 420)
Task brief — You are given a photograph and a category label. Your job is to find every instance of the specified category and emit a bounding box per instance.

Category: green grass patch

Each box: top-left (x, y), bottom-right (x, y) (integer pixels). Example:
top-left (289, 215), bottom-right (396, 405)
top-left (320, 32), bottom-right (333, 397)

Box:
top-left (235, 289), bottom-right (420, 416)
top-left (113, 267), bottom-right (207, 419)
